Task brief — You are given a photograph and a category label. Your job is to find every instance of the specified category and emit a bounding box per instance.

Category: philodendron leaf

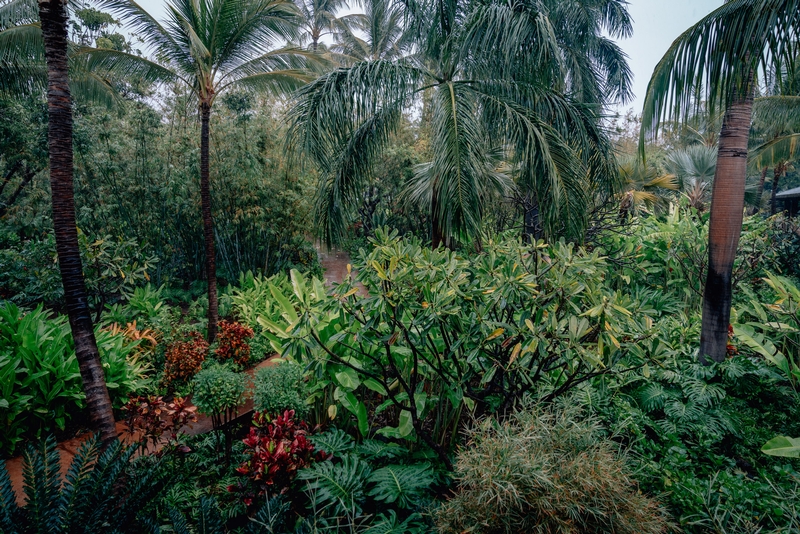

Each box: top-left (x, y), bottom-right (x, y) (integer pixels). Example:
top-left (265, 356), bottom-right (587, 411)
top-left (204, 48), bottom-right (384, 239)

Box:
top-left (762, 435), bottom-right (800, 458)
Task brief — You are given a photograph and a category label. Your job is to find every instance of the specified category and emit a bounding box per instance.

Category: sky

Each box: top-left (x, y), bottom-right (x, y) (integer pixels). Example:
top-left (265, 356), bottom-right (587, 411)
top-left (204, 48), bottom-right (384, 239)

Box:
top-left (132, 0), bottom-right (723, 115)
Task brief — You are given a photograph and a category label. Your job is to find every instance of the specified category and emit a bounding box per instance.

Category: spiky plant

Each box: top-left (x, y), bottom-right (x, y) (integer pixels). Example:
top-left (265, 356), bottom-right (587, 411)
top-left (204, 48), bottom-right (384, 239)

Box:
top-left (0, 435), bottom-right (170, 534)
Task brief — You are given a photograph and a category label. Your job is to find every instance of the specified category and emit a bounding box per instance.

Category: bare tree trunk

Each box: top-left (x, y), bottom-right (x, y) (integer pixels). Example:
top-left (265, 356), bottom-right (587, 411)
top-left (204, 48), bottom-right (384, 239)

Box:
top-left (700, 86), bottom-right (753, 364)
top-left (750, 166), bottom-right (768, 214)
top-left (0, 168), bottom-right (36, 217)
top-left (431, 186), bottom-right (445, 248)
top-left (38, 0), bottom-right (116, 444)
top-left (770, 163), bottom-right (785, 215)
top-left (200, 102), bottom-right (219, 342)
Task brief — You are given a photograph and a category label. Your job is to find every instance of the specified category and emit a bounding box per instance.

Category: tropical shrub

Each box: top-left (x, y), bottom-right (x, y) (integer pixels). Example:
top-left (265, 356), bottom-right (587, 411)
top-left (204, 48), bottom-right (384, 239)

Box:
top-left (0, 304), bottom-right (150, 456)
top-left (232, 410), bottom-right (321, 504)
top-left (0, 435), bottom-right (171, 533)
top-left (162, 332), bottom-right (208, 388)
top-left (121, 395), bottom-right (197, 454)
top-left (262, 230), bottom-right (664, 466)
top-left (293, 428), bottom-right (438, 532)
top-left (191, 363), bottom-right (247, 429)
top-left (214, 320), bottom-right (254, 367)
top-left (252, 359), bottom-right (308, 419)
top-left (434, 402), bottom-right (671, 534)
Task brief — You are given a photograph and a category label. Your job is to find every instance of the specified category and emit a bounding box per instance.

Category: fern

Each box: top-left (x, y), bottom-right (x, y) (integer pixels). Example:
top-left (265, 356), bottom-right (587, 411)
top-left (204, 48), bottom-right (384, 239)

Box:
top-left (169, 505), bottom-right (193, 534)
top-left (297, 455), bottom-right (371, 516)
top-left (366, 463), bottom-right (434, 508)
top-left (22, 435), bottom-right (62, 531)
top-left (196, 497), bottom-right (224, 534)
top-left (310, 428), bottom-right (355, 458)
top-left (0, 452), bottom-right (22, 534)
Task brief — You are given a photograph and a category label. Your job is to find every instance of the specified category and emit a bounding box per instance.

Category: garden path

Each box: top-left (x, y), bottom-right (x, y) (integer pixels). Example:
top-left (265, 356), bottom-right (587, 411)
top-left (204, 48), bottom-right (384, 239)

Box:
top-left (3, 357), bottom-right (277, 505)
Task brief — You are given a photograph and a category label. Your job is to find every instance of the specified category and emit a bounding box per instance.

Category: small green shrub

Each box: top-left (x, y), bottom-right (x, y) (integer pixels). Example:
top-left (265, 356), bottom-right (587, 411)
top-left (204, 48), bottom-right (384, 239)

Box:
top-left (434, 402), bottom-right (671, 534)
top-left (191, 363), bottom-right (246, 424)
top-left (252, 359), bottom-right (308, 418)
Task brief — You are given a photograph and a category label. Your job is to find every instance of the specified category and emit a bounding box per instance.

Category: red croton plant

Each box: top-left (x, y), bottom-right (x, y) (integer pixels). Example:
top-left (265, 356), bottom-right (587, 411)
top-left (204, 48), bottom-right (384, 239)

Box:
top-left (122, 394), bottom-right (197, 455)
top-left (230, 410), bottom-right (327, 505)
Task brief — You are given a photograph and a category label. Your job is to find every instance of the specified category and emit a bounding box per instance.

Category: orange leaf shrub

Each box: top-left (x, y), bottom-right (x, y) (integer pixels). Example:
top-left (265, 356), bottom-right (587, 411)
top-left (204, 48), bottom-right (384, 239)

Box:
top-left (215, 320), bottom-right (254, 367)
top-left (162, 332), bottom-right (208, 387)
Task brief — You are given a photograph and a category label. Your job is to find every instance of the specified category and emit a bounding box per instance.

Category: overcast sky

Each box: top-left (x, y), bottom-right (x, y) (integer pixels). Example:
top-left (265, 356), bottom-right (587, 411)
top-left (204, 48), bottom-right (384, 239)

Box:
top-left (132, 0), bottom-right (723, 115)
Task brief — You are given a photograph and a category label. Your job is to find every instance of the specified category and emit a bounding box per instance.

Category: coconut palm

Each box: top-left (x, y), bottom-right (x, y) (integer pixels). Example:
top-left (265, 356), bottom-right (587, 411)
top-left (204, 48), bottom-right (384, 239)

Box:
top-left (296, 0), bottom-right (347, 52)
top-left (332, 0), bottom-right (411, 62)
top-left (641, 0), bottom-right (800, 363)
top-left (290, 0), bottom-right (621, 248)
top-left (3, 0), bottom-right (119, 444)
top-left (91, 0), bottom-right (316, 341)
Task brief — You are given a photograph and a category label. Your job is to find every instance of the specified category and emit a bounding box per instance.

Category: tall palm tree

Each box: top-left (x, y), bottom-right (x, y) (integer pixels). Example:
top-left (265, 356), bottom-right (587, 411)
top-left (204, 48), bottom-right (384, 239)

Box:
top-left (641, 0), bottom-right (800, 363)
top-left (24, 0), bottom-right (117, 444)
top-left (92, 0), bottom-right (315, 341)
top-left (296, 0), bottom-right (347, 52)
top-left (290, 0), bottom-right (620, 248)
top-left (332, 0), bottom-right (411, 62)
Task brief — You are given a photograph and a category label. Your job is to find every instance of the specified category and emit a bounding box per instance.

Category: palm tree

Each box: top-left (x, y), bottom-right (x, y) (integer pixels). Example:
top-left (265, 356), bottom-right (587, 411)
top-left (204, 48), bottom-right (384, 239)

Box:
top-left (641, 0), bottom-right (800, 363)
top-left (18, 0), bottom-right (117, 444)
top-left (332, 0), bottom-right (410, 62)
top-left (290, 0), bottom-right (620, 248)
top-left (92, 0), bottom-right (315, 341)
top-left (296, 0), bottom-right (347, 52)
top-left (665, 144), bottom-right (718, 211)
top-left (616, 156), bottom-right (678, 220)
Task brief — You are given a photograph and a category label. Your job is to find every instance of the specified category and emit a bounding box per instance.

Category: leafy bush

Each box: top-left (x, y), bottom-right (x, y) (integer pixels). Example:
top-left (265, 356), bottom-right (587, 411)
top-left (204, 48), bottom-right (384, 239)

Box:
top-left (121, 395), bottom-right (197, 454)
top-left (262, 230), bottom-right (662, 466)
top-left (0, 303), bottom-right (150, 456)
top-left (214, 320), bottom-right (254, 367)
top-left (233, 410), bottom-right (321, 504)
top-left (0, 435), bottom-right (170, 533)
top-left (252, 359), bottom-right (308, 418)
top-left (434, 402), bottom-right (671, 534)
top-left (191, 363), bottom-right (247, 426)
top-left (162, 332), bottom-right (208, 388)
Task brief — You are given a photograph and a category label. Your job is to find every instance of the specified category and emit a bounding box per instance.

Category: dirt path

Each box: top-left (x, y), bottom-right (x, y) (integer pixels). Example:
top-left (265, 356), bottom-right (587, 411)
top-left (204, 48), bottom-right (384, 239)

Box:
top-left (3, 357), bottom-right (278, 505)
top-left (314, 241), bottom-right (354, 287)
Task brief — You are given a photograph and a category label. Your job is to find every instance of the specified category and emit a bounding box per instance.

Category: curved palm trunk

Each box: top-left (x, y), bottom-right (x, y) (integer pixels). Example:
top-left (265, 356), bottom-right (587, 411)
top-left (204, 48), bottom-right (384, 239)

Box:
top-left (700, 88), bottom-right (753, 364)
top-left (200, 102), bottom-right (219, 342)
top-left (38, 0), bottom-right (116, 444)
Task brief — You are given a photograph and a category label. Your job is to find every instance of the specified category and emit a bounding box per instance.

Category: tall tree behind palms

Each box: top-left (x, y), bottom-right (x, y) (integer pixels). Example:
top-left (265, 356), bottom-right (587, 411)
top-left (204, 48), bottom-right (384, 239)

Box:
top-left (641, 0), bottom-right (800, 363)
top-left (32, 0), bottom-right (117, 443)
top-left (93, 0), bottom-right (314, 341)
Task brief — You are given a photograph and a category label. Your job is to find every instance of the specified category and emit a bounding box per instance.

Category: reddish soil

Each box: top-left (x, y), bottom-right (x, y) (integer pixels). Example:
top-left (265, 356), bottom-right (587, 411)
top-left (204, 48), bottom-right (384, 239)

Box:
top-left (3, 357), bottom-right (278, 505)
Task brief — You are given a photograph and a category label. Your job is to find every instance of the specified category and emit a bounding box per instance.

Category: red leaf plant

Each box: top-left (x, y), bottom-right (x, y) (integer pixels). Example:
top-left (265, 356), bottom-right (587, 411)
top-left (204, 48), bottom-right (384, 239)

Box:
top-left (229, 410), bottom-right (326, 506)
top-left (122, 394), bottom-right (197, 455)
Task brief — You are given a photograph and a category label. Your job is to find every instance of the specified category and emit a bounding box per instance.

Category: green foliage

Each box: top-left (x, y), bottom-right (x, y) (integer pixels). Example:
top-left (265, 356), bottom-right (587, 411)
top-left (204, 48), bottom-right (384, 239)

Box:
top-left (297, 454), bottom-right (372, 517)
top-left (366, 463), bottom-right (433, 509)
top-left (191, 363), bottom-right (246, 419)
top-left (434, 402), bottom-right (671, 534)
top-left (0, 435), bottom-right (170, 533)
top-left (0, 303), bottom-right (150, 456)
top-left (263, 230), bottom-right (660, 460)
top-left (253, 359), bottom-right (308, 418)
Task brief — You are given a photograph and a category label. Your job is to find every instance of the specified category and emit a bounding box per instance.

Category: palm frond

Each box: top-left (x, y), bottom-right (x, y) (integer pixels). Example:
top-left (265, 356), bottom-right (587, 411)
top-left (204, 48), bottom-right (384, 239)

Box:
top-left (640, 0), bottom-right (800, 151)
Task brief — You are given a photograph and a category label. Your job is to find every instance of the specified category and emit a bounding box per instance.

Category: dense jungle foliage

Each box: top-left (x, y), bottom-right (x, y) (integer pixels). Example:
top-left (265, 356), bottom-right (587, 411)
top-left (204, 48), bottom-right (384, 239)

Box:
top-left (2, 0), bottom-right (800, 532)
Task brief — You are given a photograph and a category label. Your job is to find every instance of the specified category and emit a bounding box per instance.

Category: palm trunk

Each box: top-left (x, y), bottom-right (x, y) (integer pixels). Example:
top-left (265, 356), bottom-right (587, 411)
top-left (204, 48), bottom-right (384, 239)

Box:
top-left (699, 87), bottom-right (753, 364)
top-left (38, 0), bottom-right (116, 444)
top-left (751, 166), bottom-right (768, 214)
top-left (770, 163), bottom-right (785, 215)
top-left (431, 187), bottom-right (445, 248)
top-left (200, 102), bottom-right (219, 342)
